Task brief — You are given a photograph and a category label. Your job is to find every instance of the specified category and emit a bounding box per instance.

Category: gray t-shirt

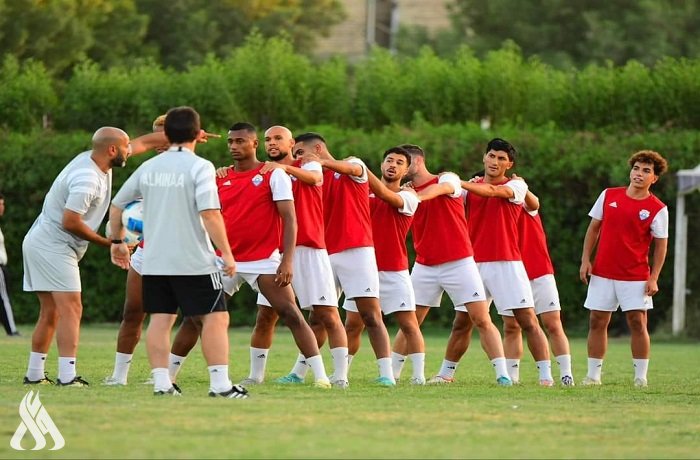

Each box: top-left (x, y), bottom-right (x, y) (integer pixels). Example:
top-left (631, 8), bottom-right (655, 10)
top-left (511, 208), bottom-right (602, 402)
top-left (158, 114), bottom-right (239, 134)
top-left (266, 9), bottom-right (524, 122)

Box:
top-left (25, 151), bottom-right (112, 259)
top-left (112, 146), bottom-right (220, 276)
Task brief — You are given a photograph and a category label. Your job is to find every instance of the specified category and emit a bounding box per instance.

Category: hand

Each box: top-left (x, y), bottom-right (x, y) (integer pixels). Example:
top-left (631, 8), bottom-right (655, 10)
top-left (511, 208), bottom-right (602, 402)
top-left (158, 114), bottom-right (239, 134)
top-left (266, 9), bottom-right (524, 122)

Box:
top-left (302, 151), bottom-right (321, 164)
top-left (401, 181), bottom-right (415, 190)
top-left (260, 161), bottom-right (284, 174)
top-left (579, 260), bottom-right (592, 284)
top-left (197, 130), bottom-right (222, 144)
top-left (645, 278), bottom-right (659, 296)
top-left (110, 243), bottom-right (131, 270)
top-left (216, 166), bottom-right (232, 178)
top-left (275, 259), bottom-right (293, 287)
top-left (469, 176), bottom-right (484, 183)
top-left (220, 254), bottom-right (237, 278)
top-left (510, 173), bottom-right (525, 182)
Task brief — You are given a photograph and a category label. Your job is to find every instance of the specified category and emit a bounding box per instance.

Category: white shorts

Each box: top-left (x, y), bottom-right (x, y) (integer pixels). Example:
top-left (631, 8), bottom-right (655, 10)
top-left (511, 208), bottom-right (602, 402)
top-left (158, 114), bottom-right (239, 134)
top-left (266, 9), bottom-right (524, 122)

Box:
top-left (329, 247), bottom-right (379, 300)
top-left (131, 246), bottom-right (144, 276)
top-left (344, 270), bottom-right (416, 315)
top-left (501, 273), bottom-right (560, 317)
top-left (584, 275), bottom-right (653, 312)
top-left (257, 246), bottom-right (337, 310)
top-left (22, 238), bottom-right (81, 292)
top-left (411, 257), bottom-right (486, 312)
top-left (478, 261), bottom-right (534, 315)
top-left (220, 252), bottom-right (280, 296)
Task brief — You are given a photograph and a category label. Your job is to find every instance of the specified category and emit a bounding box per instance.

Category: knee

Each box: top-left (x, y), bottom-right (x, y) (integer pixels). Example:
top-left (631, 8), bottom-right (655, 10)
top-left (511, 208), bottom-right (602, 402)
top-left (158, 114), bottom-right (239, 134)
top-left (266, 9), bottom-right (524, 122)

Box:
top-left (504, 318), bottom-right (522, 336)
top-left (626, 315), bottom-right (647, 333)
top-left (255, 308), bottom-right (279, 330)
top-left (359, 311), bottom-right (381, 329)
top-left (451, 313), bottom-right (473, 335)
top-left (589, 314), bottom-right (610, 331)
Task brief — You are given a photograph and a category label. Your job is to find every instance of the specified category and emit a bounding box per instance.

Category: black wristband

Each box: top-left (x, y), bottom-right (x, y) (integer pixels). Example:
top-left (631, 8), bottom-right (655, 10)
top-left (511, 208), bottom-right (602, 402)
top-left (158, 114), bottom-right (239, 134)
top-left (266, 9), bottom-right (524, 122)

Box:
top-left (111, 239), bottom-right (124, 245)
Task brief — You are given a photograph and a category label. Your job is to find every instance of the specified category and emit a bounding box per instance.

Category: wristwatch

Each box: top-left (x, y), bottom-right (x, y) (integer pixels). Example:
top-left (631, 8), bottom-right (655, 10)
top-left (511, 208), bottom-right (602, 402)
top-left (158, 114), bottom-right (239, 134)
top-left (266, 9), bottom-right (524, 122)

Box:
top-left (111, 239), bottom-right (124, 245)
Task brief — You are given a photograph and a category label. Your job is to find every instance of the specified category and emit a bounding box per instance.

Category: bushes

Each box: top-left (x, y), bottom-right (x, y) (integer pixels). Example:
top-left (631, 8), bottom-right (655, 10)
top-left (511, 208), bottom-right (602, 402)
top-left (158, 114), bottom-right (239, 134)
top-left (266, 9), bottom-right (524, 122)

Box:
top-left (0, 57), bottom-right (57, 131)
top-left (2, 124), bottom-right (698, 331)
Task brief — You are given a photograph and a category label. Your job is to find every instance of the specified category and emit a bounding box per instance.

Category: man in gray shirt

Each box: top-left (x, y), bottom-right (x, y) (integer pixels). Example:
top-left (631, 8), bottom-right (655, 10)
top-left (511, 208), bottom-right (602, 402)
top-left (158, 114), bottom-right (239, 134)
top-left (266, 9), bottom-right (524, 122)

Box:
top-left (22, 127), bottom-right (166, 387)
top-left (110, 106), bottom-right (246, 398)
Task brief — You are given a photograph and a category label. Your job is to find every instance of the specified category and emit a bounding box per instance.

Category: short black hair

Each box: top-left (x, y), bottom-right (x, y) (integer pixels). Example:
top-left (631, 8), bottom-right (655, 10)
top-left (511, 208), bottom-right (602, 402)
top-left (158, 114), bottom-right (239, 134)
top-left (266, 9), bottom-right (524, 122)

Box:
top-left (399, 144), bottom-right (425, 157)
top-left (383, 146), bottom-right (411, 165)
top-left (295, 132), bottom-right (326, 144)
top-left (164, 106), bottom-right (201, 144)
top-left (229, 122), bottom-right (257, 134)
top-left (486, 138), bottom-right (517, 162)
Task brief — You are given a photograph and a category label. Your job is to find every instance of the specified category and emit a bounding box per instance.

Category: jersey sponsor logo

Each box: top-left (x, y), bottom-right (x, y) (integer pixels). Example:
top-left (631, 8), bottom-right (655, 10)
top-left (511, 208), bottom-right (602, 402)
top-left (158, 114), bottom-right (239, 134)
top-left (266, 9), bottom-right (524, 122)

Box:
top-left (609, 201), bottom-right (618, 208)
top-left (639, 209), bottom-right (650, 220)
top-left (333, 172), bottom-right (341, 180)
top-left (11, 391), bottom-right (65, 451)
top-left (252, 174), bottom-right (263, 186)
top-left (140, 172), bottom-right (185, 188)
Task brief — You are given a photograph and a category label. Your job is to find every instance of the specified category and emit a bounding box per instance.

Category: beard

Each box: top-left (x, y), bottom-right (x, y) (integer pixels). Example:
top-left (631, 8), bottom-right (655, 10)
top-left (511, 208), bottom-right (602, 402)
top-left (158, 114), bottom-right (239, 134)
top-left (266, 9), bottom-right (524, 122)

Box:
top-left (111, 152), bottom-right (127, 168)
top-left (267, 151), bottom-right (289, 162)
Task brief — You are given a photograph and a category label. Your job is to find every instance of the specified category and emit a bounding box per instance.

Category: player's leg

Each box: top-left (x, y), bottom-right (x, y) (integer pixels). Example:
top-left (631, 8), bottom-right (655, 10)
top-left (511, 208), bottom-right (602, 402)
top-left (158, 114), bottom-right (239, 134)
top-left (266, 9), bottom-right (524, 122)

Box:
top-left (243, 301), bottom-right (279, 384)
top-left (312, 306), bottom-right (348, 387)
top-left (393, 310), bottom-right (425, 384)
top-left (583, 275), bottom-right (617, 385)
top-left (428, 311), bottom-right (472, 384)
top-left (169, 316), bottom-right (201, 384)
top-left (52, 291), bottom-right (87, 386)
top-left (344, 309), bottom-right (365, 356)
top-left (512, 307), bottom-right (553, 385)
top-left (502, 315), bottom-right (523, 384)
top-left (626, 310), bottom-right (650, 387)
top-left (25, 292), bottom-right (58, 384)
top-left (540, 310), bottom-right (574, 385)
top-left (465, 300), bottom-right (511, 385)
top-left (353, 296), bottom-right (394, 384)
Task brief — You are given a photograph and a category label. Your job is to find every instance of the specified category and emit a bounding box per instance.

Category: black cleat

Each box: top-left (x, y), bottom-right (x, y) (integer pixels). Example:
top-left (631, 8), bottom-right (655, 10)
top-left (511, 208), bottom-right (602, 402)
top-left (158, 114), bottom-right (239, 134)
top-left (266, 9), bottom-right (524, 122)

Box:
top-left (208, 384), bottom-right (249, 399)
top-left (154, 386), bottom-right (182, 396)
top-left (56, 376), bottom-right (90, 387)
top-left (23, 372), bottom-right (55, 385)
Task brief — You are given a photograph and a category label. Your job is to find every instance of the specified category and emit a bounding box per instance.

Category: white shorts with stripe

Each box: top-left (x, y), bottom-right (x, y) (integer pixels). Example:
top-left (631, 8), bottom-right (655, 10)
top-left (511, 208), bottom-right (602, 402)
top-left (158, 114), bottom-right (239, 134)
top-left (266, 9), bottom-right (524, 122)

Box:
top-left (477, 261), bottom-right (534, 315)
top-left (584, 275), bottom-right (653, 312)
top-left (219, 251), bottom-right (280, 296)
top-left (411, 257), bottom-right (486, 312)
top-left (329, 247), bottom-right (379, 300)
top-left (257, 246), bottom-right (337, 310)
top-left (344, 270), bottom-right (416, 315)
top-left (22, 236), bottom-right (81, 292)
top-left (501, 273), bottom-right (561, 317)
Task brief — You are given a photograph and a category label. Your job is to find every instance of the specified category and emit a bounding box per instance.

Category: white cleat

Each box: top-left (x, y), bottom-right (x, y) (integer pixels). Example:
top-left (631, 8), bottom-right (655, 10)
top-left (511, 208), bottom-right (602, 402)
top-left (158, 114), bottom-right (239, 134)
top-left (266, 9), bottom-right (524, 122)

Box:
top-left (409, 377), bottom-right (426, 385)
top-left (239, 377), bottom-right (263, 386)
top-left (634, 377), bottom-right (648, 388)
top-left (102, 376), bottom-right (126, 386)
top-left (426, 375), bottom-right (454, 384)
top-left (581, 377), bottom-right (602, 386)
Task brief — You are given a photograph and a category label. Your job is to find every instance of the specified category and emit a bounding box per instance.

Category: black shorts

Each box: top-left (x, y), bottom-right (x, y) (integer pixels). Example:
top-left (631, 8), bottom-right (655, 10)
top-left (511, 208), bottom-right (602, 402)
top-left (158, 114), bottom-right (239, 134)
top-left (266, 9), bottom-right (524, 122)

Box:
top-left (142, 273), bottom-right (227, 316)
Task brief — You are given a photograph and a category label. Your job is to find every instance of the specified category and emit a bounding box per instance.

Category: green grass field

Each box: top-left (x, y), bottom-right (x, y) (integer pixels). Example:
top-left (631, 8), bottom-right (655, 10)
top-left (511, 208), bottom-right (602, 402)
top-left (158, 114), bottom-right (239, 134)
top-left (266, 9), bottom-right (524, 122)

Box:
top-left (1, 325), bottom-right (699, 459)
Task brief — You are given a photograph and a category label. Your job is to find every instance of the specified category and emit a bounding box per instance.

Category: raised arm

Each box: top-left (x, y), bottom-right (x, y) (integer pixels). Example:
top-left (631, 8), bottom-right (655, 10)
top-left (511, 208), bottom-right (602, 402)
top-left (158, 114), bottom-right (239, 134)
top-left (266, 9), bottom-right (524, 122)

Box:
top-left (319, 158), bottom-right (364, 177)
top-left (128, 131), bottom-right (168, 157)
top-left (368, 170), bottom-right (405, 208)
top-left (260, 162), bottom-right (322, 186)
top-left (579, 218), bottom-right (602, 284)
top-left (460, 180), bottom-right (515, 199)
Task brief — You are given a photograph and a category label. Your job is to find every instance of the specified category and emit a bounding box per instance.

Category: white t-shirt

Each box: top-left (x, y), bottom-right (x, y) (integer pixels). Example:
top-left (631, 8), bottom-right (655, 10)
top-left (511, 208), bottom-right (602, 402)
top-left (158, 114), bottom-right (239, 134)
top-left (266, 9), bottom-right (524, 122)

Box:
top-left (269, 168), bottom-right (294, 201)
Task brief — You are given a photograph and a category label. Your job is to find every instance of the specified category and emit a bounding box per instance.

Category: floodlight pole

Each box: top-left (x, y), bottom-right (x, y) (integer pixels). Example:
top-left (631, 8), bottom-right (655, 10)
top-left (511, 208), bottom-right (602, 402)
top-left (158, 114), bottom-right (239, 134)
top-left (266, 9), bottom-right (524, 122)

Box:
top-left (672, 192), bottom-right (687, 336)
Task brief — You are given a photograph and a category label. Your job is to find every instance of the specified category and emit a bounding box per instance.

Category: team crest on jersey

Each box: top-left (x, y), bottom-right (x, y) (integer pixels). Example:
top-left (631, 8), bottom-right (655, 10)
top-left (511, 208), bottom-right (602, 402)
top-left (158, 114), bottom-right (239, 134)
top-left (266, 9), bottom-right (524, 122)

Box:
top-left (639, 209), bottom-right (650, 220)
top-left (334, 172), bottom-right (341, 180)
top-left (252, 174), bottom-right (263, 186)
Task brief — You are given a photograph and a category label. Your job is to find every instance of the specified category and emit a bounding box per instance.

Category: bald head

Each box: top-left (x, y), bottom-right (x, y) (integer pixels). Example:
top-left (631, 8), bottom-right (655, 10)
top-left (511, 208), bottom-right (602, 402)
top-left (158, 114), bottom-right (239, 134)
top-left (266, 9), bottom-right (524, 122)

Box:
top-left (92, 127), bottom-right (129, 151)
top-left (264, 125), bottom-right (294, 161)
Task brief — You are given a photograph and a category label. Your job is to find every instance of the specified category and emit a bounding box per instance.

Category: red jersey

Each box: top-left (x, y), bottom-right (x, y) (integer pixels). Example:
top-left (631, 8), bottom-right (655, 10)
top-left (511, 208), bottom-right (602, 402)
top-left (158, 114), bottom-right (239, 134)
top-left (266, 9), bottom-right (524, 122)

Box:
top-left (217, 165), bottom-right (288, 262)
top-left (322, 160), bottom-right (373, 255)
top-left (370, 191), bottom-right (418, 271)
top-left (290, 160), bottom-right (325, 249)
top-left (518, 211), bottom-right (554, 280)
top-left (412, 175), bottom-right (472, 266)
top-left (466, 178), bottom-right (526, 262)
top-left (591, 187), bottom-right (667, 281)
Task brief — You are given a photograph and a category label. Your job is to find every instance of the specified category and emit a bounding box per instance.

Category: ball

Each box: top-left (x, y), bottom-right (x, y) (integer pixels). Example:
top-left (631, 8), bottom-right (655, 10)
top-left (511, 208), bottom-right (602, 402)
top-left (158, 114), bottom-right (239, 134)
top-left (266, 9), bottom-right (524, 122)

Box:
top-left (122, 200), bottom-right (144, 236)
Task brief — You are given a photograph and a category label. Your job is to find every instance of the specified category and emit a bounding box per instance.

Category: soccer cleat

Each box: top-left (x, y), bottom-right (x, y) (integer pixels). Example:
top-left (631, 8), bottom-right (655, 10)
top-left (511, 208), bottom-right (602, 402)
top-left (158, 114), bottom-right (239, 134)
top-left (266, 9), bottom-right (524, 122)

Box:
top-left (427, 375), bottom-right (454, 385)
top-left (239, 377), bottom-right (262, 386)
top-left (634, 377), bottom-right (648, 388)
top-left (56, 376), bottom-right (90, 387)
top-left (23, 373), bottom-right (55, 385)
top-left (561, 375), bottom-right (575, 386)
top-left (102, 376), bottom-right (126, 386)
top-left (312, 378), bottom-right (332, 389)
top-left (154, 386), bottom-right (181, 396)
top-left (374, 376), bottom-right (396, 387)
top-left (209, 384), bottom-right (249, 399)
top-left (581, 377), bottom-right (602, 386)
top-left (142, 378), bottom-right (154, 385)
top-left (409, 377), bottom-right (426, 385)
top-left (275, 373), bottom-right (304, 384)
top-left (496, 376), bottom-right (513, 386)
top-left (539, 379), bottom-right (555, 387)
top-left (331, 379), bottom-right (349, 389)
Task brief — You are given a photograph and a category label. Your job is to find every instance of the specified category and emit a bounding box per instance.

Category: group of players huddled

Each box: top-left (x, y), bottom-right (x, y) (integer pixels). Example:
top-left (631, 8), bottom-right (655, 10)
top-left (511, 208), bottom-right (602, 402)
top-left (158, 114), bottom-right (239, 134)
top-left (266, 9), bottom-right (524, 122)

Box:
top-left (21, 107), bottom-right (669, 397)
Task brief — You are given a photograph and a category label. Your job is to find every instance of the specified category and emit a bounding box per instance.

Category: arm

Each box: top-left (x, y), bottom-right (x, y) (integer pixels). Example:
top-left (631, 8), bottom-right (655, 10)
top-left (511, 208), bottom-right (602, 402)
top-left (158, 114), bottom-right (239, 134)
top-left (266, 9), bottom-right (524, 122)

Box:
top-left (200, 209), bottom-right (236, 277)
top-left (261, 162), bottom-right (322, 186)
top-left (319, 158), bottom-right (363, 177)
top-left (108, 205), bottom-right (131, 270)
top-left (128, 132), bottom-right (168, 157)
top-left (579, 218), bottom-right (602, 284)
top-left (417, 182), bottom-right (457, 202)
top-left (524, 190), bottom-right (540, 212)
top-left (368, 170), bottom-right (405, 208)
top-left (275, 200), bottom-right (297, 287)
top-left (646, 238), bottom-right (668, 296)
top-left (63, 209), bottom-right (111, 248)
top-left (460, 180), bottom-right (515, 199)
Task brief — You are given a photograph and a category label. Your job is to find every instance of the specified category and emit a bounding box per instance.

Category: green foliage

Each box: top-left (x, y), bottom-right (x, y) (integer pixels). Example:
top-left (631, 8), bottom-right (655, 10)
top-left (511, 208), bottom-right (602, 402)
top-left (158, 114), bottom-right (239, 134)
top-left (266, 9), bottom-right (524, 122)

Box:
top-left (3, 125), bottom-right (698, 334)
top-left (0, 56), bottom-right (56, 130)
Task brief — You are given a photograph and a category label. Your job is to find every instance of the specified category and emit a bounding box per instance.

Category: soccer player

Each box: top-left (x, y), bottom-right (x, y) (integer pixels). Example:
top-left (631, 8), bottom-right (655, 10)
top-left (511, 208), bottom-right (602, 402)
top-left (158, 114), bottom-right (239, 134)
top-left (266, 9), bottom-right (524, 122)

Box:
top-left (22, 126), bottom-right (165, 386)
top-left (580, 150), bottom-right (669, 387)
top-left (297, 133), bottom-right (395, 386)
top-left (343, 146), bottom-right (426, 384)
top-left (110, 106), bottom-right (247, 398)
top-left (429, 138), bottom-right (553, 386)
top-left (239, 125), bottom-right (348, 386)
top-left (392, 144), bottom-right (512, 386)
top-left (0, 192), bottom-right (20, 336)
top-left (501, 190), bottom-right (575, 386)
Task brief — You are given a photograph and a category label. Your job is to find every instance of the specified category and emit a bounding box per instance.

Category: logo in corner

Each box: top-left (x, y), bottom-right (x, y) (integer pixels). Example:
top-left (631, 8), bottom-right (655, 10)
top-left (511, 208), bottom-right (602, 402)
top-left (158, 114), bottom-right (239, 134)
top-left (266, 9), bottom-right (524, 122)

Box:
top-left (10, 391), bottom-right (64, 451)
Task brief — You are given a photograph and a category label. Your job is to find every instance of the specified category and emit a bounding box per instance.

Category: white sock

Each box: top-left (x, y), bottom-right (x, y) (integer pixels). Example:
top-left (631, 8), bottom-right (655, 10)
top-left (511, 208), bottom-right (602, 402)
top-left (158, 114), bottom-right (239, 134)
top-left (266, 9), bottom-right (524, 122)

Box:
top-left (633, 358), bottom-right (649, 381)
top-left (391, 352), bottom-right (406, 380)
top-left (248, 347), bottom-right (269, 382)
top-left (438, 359), bottom-right (459, 379)
top-left (330, 347), bottom-right (349, 381)
top-left (408, 353), bottom-right (425, 382)
top-left (347, 354), bottom-right (355, 372)
top-left (587, 357), bottom-right (604, 381)
top-left (536, 360), bottom-right (553, 381)
top-left (305, 355), bottom-right (329, 381)
top-left (377, 357), bottom-right (395, 382)
top-left (290, 352), bottom-right (309, 379)
top-left (58, 357), bottom-right (76, 383)
top-left (491, 357), bottom-right (509, 379)
top-left (556, 354), bottom-right (573, 379)
top-left (111, 352), bottom-right (133, 383)
top-left (152, 367), bottom-right (172, 392)
top-left (208, 365), bottom-right (232, 393)
top-left (168, 353), bottom-right (187, 382)
top-left (26, 352), bottom-right (47, 381)
top-left (506, 358), bottom-right (521, 382)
